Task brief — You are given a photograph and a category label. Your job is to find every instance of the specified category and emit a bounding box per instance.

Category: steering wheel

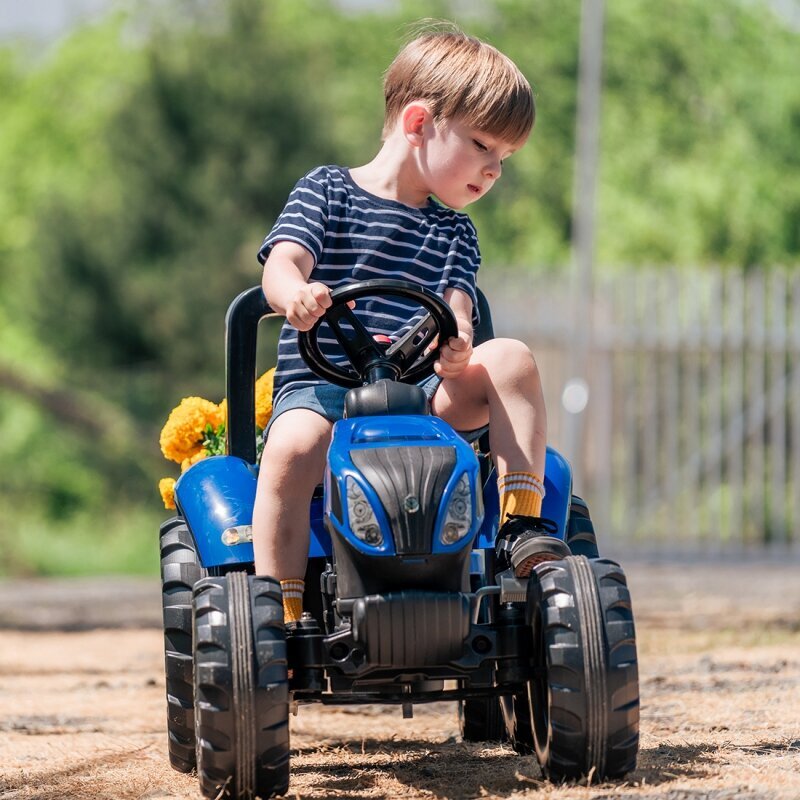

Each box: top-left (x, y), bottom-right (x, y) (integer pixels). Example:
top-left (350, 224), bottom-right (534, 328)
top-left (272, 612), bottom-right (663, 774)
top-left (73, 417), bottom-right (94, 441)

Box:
top-left (297, 279), bottom-right (458, 388)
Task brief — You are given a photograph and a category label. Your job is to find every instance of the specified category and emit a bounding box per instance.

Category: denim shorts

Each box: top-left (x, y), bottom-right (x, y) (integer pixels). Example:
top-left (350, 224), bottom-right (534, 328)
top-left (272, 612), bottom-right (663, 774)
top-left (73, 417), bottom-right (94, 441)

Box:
top-left (263, 375), bottom-right (488, 444)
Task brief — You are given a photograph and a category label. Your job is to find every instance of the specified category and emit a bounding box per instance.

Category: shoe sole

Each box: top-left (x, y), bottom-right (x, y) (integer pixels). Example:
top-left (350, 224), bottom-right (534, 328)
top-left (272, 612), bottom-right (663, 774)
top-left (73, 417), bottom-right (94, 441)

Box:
top-left (511, 536), bottom-right (571, 578)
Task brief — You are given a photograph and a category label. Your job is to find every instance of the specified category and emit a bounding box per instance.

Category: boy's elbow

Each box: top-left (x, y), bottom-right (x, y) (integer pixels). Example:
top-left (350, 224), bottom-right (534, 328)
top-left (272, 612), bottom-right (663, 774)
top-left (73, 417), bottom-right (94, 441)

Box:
top-left (261, 255), bottom-right (284, 308)
top-left (262, 267), bottom-right (288, 315)
top-left (261, 265), bottom-right (277, 308)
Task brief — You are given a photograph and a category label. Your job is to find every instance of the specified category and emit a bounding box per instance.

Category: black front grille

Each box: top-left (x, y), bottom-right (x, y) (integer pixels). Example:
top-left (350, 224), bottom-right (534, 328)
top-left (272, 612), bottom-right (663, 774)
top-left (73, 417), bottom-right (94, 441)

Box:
top-left (351, 446), bottom-right (456, 554)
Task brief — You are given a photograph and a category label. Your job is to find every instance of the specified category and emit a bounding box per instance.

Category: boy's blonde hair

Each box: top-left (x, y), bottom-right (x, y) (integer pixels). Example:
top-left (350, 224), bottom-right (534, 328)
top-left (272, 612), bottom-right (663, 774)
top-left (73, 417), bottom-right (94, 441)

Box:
top-left (382, 28), bottom-right (534, 144)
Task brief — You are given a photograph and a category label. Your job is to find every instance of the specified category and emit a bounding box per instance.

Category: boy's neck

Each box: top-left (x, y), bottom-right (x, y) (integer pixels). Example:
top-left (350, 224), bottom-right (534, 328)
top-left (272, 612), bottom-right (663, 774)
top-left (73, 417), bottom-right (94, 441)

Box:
top-left (349, 140), bottom-right (431, 209)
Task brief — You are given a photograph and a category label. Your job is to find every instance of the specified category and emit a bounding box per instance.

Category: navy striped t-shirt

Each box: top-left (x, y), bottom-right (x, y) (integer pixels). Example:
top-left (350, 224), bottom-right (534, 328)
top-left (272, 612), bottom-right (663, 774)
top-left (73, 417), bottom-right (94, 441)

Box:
top-left (258, 165), bottom-right (481, 404)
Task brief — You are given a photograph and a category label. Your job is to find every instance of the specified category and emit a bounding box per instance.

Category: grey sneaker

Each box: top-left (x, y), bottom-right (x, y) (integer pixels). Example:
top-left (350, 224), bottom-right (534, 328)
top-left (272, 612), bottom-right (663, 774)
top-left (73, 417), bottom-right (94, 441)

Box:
top-left (495, 514), bottom-right (571, 578)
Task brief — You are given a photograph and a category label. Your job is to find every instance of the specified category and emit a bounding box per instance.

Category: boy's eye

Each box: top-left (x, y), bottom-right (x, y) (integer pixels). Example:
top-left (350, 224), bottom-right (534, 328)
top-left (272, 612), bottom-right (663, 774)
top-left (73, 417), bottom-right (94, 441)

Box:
top-left (473, 139), bottom-right (488, 152)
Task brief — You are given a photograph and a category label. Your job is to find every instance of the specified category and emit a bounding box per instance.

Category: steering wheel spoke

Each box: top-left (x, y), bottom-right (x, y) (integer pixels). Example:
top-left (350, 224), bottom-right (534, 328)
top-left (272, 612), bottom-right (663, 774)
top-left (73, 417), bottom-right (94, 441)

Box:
top-left (325, 303), bottom-right (383, 369)
top-left (385, 313), bottom-right (437, 369)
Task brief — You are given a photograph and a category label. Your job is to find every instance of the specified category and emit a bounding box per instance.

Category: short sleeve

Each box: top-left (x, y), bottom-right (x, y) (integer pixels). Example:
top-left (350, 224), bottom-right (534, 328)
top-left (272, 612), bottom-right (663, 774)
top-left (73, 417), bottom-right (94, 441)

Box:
top-left (257, 170), bottom-right (329, 265)
top-left (446, 217), bottom-right (481, 324)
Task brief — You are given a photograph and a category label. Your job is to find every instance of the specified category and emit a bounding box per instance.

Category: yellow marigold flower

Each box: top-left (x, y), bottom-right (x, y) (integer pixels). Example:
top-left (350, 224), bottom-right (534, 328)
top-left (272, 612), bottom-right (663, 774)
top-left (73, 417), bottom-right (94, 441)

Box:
top-left (217, 397), bottom-right (228, 427)
top-left (160, 396), bottom-right (220, 464)
top-left (181, 450), bottom-right (208, 473)
top-left (159, 477), bottom-right (176, 510)
top-left (254, 368), bottom-right (275, 429)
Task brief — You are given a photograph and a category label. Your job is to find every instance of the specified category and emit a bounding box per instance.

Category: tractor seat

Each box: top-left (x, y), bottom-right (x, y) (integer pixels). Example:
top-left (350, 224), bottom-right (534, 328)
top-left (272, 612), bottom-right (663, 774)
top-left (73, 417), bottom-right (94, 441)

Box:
top-left (344, 379), bottom-right (430, 418)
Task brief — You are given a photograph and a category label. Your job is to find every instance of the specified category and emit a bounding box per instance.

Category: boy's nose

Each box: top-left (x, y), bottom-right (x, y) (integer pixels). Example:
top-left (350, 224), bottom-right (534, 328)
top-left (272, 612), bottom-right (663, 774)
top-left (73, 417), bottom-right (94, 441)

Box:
top-left (482, 160), bottom-right (502, 180)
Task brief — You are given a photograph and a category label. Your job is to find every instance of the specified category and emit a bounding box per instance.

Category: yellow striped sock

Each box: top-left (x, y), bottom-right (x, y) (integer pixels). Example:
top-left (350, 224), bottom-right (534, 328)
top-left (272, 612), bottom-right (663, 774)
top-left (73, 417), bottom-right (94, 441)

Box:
top-left (498, 471), bottom-right (545, 522)
top-left (280, 578), bottom-right (305, 624)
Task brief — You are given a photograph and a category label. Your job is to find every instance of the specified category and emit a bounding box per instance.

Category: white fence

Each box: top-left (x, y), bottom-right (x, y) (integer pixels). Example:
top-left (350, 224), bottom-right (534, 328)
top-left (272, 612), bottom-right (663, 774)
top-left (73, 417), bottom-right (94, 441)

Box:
top-left (483, 266), bottom-right (800, 555)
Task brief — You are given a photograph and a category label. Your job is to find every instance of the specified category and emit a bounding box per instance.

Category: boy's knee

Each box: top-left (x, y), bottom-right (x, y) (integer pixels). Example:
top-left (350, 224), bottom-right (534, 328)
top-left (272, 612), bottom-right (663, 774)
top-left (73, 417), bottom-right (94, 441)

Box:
top-left (480, 338), bottom-right (539, 378)
top-left (262, 410), bottom-right (332, 464)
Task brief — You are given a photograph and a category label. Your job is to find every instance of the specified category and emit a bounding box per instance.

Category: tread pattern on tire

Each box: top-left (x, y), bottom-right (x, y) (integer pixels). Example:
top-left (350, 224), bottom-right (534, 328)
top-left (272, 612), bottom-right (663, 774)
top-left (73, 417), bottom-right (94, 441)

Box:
top-left (193, 574), bottom-right (290, 799)
top-left (527, 556), bottom-right (639, 781)
top-left (572, 556), bottom-right (607, 777)
top-left (160, 516), bottom-right (204, 773)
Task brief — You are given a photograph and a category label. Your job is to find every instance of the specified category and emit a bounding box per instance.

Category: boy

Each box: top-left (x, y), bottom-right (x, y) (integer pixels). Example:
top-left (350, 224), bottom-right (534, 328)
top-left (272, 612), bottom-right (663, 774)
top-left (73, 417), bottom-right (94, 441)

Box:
top-left (253, 27), bottom-right (570, 623)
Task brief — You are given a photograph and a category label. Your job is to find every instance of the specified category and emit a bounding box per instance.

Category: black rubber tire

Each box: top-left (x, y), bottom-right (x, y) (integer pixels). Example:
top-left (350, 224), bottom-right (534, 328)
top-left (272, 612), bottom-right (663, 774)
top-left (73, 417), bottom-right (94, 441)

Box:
top-left (459, 696), bottom-right (507, 742)
top-left (566, 496), bottom-right (600, 559)
top-left (526, 556), bottom-right (639, 781)
top-left (160, 516), bottom-right (204, 773)
top-left (193, 572), bottom-right (290, 799)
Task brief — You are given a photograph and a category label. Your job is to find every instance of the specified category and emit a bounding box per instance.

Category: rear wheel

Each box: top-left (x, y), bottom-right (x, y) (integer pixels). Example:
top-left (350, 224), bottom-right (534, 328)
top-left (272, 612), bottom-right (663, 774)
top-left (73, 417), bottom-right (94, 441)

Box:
top-left (160, 517), bottom-right (204, 773)
top-left (499, 690), bottom-right (532, 753)
top-left (526, 556), bottom-right (639, 781)
top-left (566, 496), bottom-right (600, 558)
top-left (461, 559), bottom-right (508, 744)
top-left (193, 572), bottom-right (290, 799)
top-left (459, 696), bottom-right (507, 742)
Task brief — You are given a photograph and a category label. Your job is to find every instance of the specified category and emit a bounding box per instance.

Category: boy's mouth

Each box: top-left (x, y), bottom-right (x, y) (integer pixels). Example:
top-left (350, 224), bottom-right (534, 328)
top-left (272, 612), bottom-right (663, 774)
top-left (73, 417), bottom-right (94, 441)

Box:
top-left (467, 184), bottom-right (482, 195)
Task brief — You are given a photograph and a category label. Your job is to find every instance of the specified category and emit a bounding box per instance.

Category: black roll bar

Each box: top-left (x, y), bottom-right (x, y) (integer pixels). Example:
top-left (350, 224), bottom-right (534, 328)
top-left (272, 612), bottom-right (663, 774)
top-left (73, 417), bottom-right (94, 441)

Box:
top-left (224, 286), bottom-right (275, 463)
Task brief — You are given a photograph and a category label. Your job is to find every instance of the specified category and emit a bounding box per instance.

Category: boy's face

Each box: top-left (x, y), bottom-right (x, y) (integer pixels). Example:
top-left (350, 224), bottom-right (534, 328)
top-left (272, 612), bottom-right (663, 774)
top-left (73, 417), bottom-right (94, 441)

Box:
top-left (420, 116), bottom-right (525, 210)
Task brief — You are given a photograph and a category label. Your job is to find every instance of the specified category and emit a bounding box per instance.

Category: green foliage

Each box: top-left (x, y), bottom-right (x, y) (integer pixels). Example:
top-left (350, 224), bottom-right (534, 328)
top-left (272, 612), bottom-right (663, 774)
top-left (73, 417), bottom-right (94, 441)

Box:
top-left (599, 0), bottom-right (800, 267)
top-left (35, 2), bottom-right (335, 398)
top-left (202, 423), bottom-right (226, 457)
top-left (0, 0), bottom-right (798, 574)
top-left (0, 506), bottom-right (161, 577)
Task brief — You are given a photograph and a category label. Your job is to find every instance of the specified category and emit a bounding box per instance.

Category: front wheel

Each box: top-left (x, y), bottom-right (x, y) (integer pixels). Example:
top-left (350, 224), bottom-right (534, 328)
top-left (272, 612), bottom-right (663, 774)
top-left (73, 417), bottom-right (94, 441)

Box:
top-left (524, 557), bottom-right (639, 781)
top-left (193, 572), bottom-right (290, 799)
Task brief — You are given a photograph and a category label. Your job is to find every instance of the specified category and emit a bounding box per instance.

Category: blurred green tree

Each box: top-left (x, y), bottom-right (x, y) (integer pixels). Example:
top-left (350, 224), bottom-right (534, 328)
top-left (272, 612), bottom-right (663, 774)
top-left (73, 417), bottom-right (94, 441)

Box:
top-left (599, 0), bottom-right (800, 267)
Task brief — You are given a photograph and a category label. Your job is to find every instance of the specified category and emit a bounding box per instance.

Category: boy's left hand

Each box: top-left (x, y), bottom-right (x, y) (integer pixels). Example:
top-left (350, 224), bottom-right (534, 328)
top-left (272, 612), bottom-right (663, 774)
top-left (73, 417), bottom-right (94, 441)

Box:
top-left (434, 330), bottom-right (473, 379)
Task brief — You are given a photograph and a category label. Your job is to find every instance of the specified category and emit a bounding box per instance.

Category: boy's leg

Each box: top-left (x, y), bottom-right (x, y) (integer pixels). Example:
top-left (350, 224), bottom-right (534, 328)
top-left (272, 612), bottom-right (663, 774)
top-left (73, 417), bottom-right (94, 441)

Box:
top-left (431, 338), bottom-right (569, 575)
top-left (252, 408), bottom-right (333, 620)
top-left (431, 338), bottom-right (545, 475)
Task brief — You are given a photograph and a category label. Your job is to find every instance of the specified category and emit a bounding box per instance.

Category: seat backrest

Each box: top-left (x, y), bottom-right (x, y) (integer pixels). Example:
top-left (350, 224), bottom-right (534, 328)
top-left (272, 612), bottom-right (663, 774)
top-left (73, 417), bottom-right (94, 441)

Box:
top-left (473, 287), bottom-right (495, 347)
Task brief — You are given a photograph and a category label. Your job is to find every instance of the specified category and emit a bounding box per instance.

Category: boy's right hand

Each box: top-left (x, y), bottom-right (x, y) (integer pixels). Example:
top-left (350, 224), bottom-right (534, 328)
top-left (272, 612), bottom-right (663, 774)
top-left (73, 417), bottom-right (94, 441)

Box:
top-left (285, 282), bottom-right (333, 331)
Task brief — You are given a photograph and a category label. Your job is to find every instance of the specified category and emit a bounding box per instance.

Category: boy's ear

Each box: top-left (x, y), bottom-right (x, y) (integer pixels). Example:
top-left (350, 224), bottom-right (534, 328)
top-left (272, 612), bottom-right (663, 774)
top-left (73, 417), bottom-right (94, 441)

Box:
top-left (401, 102), bottom-right (430, 147)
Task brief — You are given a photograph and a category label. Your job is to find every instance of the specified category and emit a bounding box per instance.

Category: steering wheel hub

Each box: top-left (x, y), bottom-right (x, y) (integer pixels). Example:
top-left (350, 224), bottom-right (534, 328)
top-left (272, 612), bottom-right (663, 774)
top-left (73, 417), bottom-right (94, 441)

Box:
top-left (296, 279), bottom-right (458, 388)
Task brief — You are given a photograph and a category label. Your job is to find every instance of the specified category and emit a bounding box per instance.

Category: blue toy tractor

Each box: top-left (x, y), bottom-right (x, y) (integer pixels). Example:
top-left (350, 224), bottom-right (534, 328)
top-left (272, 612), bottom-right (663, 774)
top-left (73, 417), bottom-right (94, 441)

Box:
top-left (159, 279), bottom-right (639, 799)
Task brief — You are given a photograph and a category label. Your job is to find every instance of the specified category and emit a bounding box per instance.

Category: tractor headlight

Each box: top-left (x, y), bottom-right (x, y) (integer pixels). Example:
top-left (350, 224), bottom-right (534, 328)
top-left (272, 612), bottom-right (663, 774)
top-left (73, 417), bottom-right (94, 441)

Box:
top-left (439, 473), bottom-right (473, 545)
top-left (346, 477), bottom-right (383, 546)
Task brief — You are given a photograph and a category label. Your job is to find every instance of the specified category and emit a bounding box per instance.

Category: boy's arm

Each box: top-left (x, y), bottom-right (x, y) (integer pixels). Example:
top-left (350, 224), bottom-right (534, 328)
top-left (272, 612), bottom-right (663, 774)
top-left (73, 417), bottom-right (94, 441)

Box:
top-left (436, 287), bottom-right (474, 379)
top-left (444, 287), bottom-right (475, 339)
top-left (262, 241), bottom-right (333, 331)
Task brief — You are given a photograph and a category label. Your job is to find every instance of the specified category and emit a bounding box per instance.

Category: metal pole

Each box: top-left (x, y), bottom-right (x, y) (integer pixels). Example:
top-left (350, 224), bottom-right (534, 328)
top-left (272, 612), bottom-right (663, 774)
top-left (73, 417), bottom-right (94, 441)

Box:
top-left (563, 0), bottom-right (605, 478)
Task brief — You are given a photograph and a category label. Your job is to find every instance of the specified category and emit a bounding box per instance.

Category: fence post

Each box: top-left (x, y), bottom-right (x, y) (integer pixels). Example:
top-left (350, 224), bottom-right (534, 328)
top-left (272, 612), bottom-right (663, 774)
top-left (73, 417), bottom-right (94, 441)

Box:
top-left (768, 271), bottom-right (788, 548)
top-left (726, 270), bottom-right (745, 549)
top-left (791, 275), bottom-right (800, 553)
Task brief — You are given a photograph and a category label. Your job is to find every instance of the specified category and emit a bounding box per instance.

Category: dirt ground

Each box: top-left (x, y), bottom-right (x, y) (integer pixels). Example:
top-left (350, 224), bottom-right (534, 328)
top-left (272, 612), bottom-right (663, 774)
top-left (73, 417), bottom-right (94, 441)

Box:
top-left (1, 560), bottom-right (799, 800)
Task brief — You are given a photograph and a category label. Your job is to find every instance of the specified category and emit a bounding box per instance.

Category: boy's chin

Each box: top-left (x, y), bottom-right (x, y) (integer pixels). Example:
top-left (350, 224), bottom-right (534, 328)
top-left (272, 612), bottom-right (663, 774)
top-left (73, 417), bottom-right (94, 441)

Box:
top-left (436, 194), bottom-right (471, 211)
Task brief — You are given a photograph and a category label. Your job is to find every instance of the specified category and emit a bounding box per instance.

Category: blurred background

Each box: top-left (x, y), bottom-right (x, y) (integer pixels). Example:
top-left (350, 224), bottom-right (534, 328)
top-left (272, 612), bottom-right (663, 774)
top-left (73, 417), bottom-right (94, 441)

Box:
top-left (1, 0), bottom-right (799, 577)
